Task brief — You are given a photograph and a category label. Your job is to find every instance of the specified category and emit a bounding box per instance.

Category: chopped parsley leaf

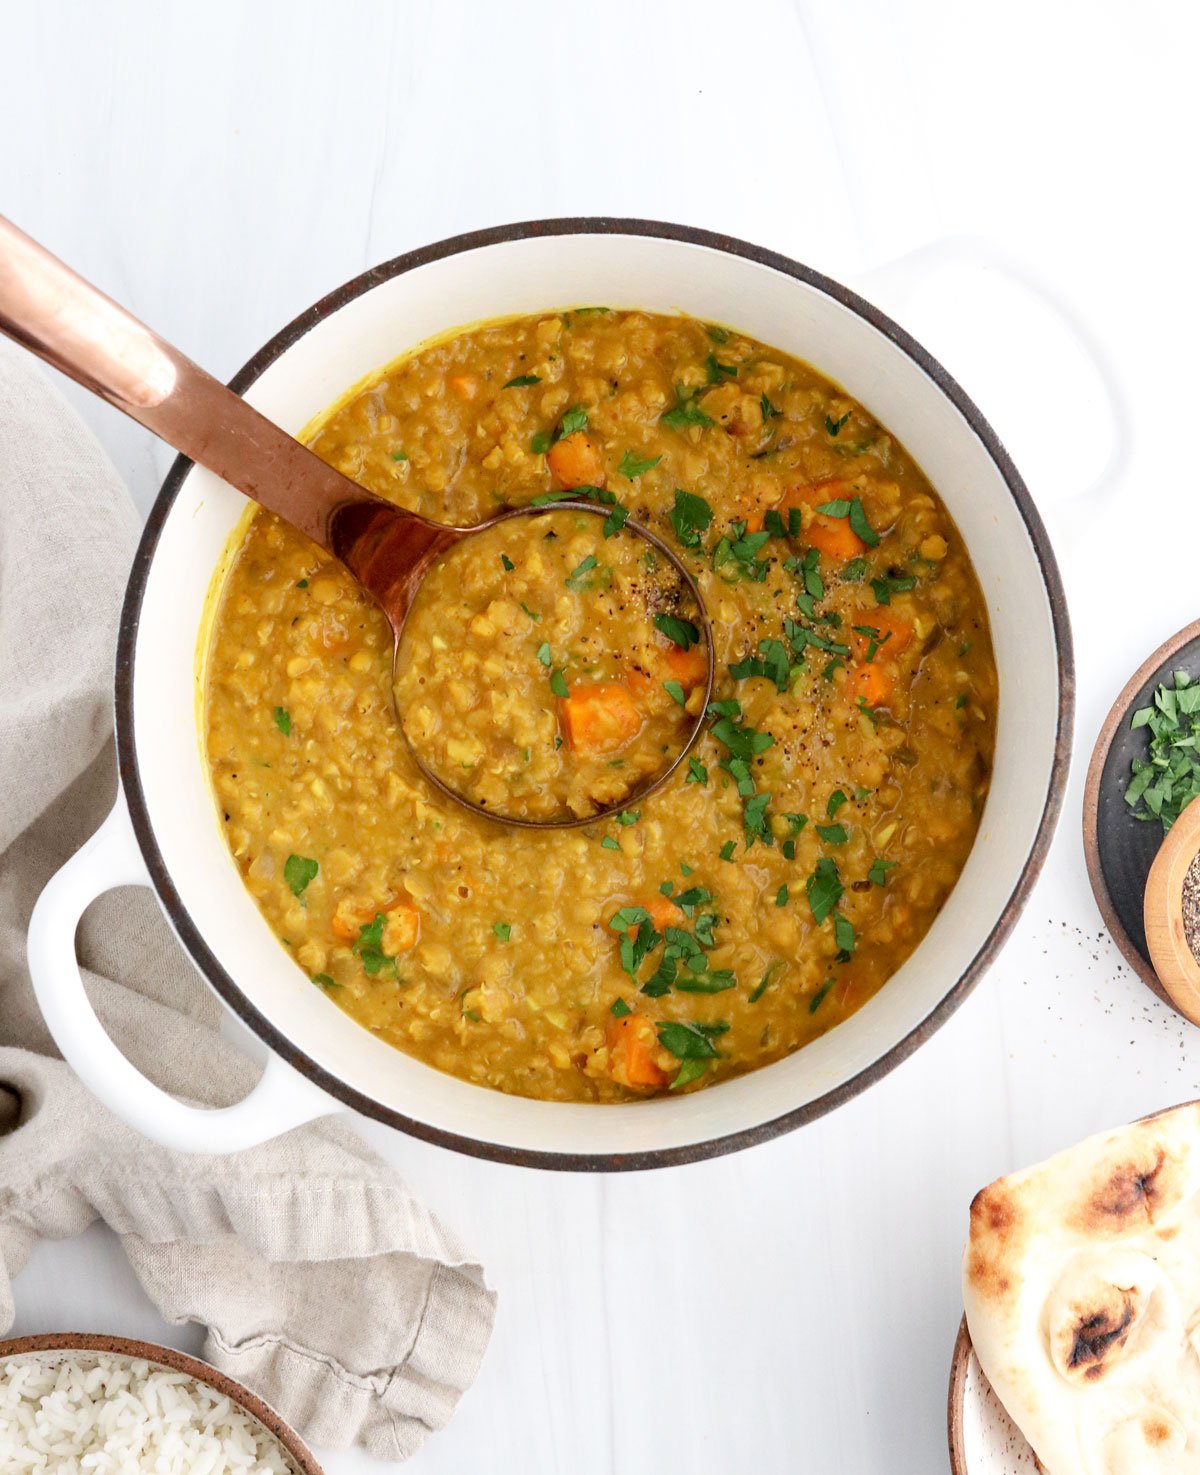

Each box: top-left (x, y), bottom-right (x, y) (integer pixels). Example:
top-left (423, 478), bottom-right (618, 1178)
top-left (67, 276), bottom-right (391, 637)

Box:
top-left (654, 612), bottom-right (701, 650)
top-left (705, 353), bottom-right (738, 384)
top-left (833, 913), bottom-right (857, 956)
top-left (816, 823), bottom-right (848, 845)
top-left (868, 858), bottom-right (897, 886)
top-left (557, 405), bottom-right (589, 439)
top-left (618, 450), bottom-right (662, 479)
top-left (501, 553), bottom-right (515, 571)
top-left (601, 836), bottom-right (621, 851)
top-left (761, 391), bottom-right (781, 421)
top-left (670, 488), bottom-right (714, 548)
top-left (492, 921), bottom-right (512, 941)
top-left (353, 914), bottom-right (397, 978)
top-left (814, 494), bottom-right (881, 547)
top-left (719, 840), bottom-right (737, 861)
top-left (283, 854), bottom-right (317, 897)
top-left (390, 450), bottom-right (408, 462)
top-left (520, 601), bottom-right (541, 622)
top-left (827, 789), bottom-right (849, 819)
top-left (530, 429), bottom-right (552, 455)
top-left (749, 960), bottom-right (784, 1003)
top-left (806, 857), bottom-right (843, 924)
top-left (809, 978), bottom-right (836, 1014)
top-left (611, 997), bottom-right (632, 1017)
top-left (503, 374), bottom-right (541, 388)
top-left (686, 757), bottom-right (709, 786)
top-left (707, 325), bottom-right (730, 344)
top-left (841, 557), bottom-right (868, 582)
top-left (872, 573), bottom-right (917, 606)
top-left (775, 884), bottom-right (789, 907)
top-left (273, 706), bottom-right (291, 737)
top-left (536, 642), bottom-right (552, 666)
top-left (565, 554), bottom-right (599, 590)
top-left (825, 411), bottom-right (851, 436)
top-left (664, 680), bottom-right (687, 706)
top-left (661, 389), bottom-right (714, 431)
top-left (311, 972), bottom-right (340, 990)
top-left (550, 668), bottom-right (569, 698)
top-left (617, 809), bottom-right (641, 826)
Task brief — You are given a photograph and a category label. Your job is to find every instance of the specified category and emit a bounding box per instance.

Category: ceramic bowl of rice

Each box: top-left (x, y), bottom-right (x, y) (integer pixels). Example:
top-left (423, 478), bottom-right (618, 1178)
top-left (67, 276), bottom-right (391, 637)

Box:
top-left (0, 1333), bottom-right (323, 1474)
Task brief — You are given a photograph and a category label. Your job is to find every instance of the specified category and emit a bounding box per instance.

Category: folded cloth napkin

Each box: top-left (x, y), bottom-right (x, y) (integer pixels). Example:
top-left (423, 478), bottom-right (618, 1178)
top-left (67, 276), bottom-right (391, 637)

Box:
top-left (0, 338), bottom-right (496, 1460)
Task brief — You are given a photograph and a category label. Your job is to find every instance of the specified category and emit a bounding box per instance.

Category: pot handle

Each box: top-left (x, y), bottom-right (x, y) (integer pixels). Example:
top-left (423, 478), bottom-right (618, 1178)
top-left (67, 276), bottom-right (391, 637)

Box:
top-left (26, 793), bottom-right (340, 1153)
top-left (852, 234), bottom-right (1131, 547)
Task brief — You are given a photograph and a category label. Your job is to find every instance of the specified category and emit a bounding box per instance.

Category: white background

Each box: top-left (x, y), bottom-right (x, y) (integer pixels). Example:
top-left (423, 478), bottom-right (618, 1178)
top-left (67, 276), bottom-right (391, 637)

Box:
top-left (3, 3), bottom-right (1199, 1471)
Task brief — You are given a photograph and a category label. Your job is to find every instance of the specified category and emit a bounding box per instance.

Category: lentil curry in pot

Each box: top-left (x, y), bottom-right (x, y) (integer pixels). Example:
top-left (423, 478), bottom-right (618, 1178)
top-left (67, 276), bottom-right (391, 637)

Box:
top-left (202, 309), bottom-right (997, 1101)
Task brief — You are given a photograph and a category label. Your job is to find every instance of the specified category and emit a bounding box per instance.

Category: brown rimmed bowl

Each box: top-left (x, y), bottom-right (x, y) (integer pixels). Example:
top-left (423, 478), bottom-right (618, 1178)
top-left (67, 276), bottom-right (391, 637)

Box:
top-left (0, 1331), bottom-right (323, 1473)
top-left (26, 218), bottom-right (1073, 1169)
top-left (948, 1319), bottom-right (1038, 1474)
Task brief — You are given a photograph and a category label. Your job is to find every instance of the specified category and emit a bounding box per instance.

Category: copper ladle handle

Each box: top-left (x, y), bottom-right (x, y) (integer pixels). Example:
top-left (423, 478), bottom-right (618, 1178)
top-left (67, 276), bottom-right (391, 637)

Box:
top-left (0, 213), bottom-right (455, 602)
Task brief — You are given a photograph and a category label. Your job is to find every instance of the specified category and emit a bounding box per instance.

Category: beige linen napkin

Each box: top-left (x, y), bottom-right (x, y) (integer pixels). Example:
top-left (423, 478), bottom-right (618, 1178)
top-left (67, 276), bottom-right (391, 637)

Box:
top-left (0, 338), bottom-right (496, 1460)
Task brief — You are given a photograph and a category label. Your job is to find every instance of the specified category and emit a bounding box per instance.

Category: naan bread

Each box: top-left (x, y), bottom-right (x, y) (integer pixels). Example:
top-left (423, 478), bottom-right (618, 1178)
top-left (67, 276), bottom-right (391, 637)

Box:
top-left (964, 1104), bottom-right (1200, 1475)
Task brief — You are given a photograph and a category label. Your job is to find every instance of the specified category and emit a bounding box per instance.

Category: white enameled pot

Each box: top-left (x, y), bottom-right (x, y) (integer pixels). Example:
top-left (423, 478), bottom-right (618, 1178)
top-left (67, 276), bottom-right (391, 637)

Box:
top-left (27, 220), bottom-right (1075, 1168)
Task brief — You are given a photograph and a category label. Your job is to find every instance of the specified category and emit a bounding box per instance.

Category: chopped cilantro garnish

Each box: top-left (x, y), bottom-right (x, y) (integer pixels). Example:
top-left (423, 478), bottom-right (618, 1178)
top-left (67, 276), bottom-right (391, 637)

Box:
top-left (536, 642), bottom-right (552, 666)
top-left (311, 972), bottom-right (340, 990)
top-left (783, 813), bottom-right (808, 835)
top-left (611, 997), bottom-right (632, 1017)
top-left (617, 809), bottom-right (641, 826)
top-left (557, 405), bottom-right (589, 438)
top-left (868, 858), bottom-right (897, 886)
top-left (565, 554), bottom-right (599, 591)
top-left (618, 450), bottom-right (662, 479)
top-left (1126, 671), bottom-right (1200, 830)
top-left (661, 390), bottom-right (714, 431)
top-left (503, 374), bottom-right (541, 388)
top-left (273, 706), bottom-right (291, 737)
top-left (761, 391), bottom-right (781, 421)
top-left (809, 978), bottom-right (836, 1014)
top-left (283, 854), bottom-right (317, 897)
top-left (816, 823), bottom-right (848, 845)
top-left (707, 325), bottom-right (730, 344)
top-left (749, 960), bottom-right (785, 1003)
top-left (295, 578), bottom-right (308, 588)
top-left (353, 913), bottom-right (397, 978)
top-left (550, 668), bottom-right (569, 698)
top-left (657, 1019), bottom-right (728, 1061)
top-left (827, 790), bottom-right (849, 819)
top-left (814, 494), bottom-right (880, 547)
top-left (654, 612), bottom-right (701, 650)
top-left (531, 429), bottom-right (552, 455)
top-left (775, 884), bottom-right (789, 907)
top-left (390, 450), bottom-right (408, 462)
top-left (841, 557), bottom-right (867, 582)
top-left (501, 553), bottom-right (515, 571)
top-left (705, 353), bottom-right (737, 384)
top-left (806, 857), bottom-right (843, 924)
top-left (492, 921), bottom-right (512, 941)
top-left (729, 637), bottom-right (792, 692)
top-left (686, 757), bottom-right (709, 786)
top-left (833, 913), bottom-right (857, 956)
top-left (719, 840), bottom-right (737, 861)
top-left (872, 573), bottom-right (917, 606)
top-left (664, 680), bottom-right (687, 706)
top-left (669, 488), bottom-right (714, 548)
top-left (520, 601), bottom-right (541, 622)
top-left (601, 836), bottom-right (621, 851)
top-left (825, 411), bottom-right (851, 436)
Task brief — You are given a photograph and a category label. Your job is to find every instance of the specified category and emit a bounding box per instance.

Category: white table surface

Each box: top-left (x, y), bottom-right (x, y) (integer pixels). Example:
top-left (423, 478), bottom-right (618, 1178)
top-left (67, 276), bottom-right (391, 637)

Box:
top-left (3, 2), bottom-right (1198, 1470)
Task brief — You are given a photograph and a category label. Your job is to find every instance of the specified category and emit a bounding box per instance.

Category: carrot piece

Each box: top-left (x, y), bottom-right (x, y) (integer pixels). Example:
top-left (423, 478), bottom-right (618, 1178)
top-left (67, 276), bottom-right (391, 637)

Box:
top-left (546, 431), bottom-right (606, 490)
top-left (331, 895), bottom-right (421, 950)
top-left (780, 480), bottom-right (866, 561)
top-left (382, 901), bottom-right (421, 954)
top-left (606, 1013), bottom-right (669, 1089)
top-left (331, 895), bottom-right (377, 942)
top-left (449, 374), bottom-right (477, 400)
top-left (662, 641), bottom-right (708, 689)
top-left (560, 681), bottom-right (642, 754)
top-left (628, 892), bottom-right (685, 938)
top-left (849, 662), bottom-right (895, 709)
top-left (850, 609), bottom-right (914, 663)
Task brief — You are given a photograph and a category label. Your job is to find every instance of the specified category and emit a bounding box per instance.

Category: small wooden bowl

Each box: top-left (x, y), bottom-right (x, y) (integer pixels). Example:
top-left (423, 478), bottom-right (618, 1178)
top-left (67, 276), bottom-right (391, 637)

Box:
top-left (0, 1332), bottom-right (324, 1473)
top-left (1144, 796), bottom-right (1200, 1022)
top-left (1084, 617), bottom-right (1200, 1005)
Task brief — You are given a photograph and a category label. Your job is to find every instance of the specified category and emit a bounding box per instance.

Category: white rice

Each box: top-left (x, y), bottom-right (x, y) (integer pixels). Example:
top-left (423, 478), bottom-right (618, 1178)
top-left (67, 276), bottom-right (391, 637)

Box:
top-left (0, 1352), bottom-right (298, 1473)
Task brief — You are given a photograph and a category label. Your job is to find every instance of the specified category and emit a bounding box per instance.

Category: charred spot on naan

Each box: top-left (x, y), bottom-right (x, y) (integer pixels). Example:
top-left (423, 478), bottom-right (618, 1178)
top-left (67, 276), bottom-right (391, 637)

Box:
top-left (1069, 1145), bottom-right (1184, 1235)
top-left (1062, 1288), bottom-right (1138, 1381)
top-left (964, 1182), bottom-right (1025, 1302)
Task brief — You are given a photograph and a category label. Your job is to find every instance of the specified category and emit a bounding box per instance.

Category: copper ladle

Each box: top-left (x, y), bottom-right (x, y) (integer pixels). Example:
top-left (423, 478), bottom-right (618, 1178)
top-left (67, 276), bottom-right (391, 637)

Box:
top-left (0, 215), bottom-right (713, 828)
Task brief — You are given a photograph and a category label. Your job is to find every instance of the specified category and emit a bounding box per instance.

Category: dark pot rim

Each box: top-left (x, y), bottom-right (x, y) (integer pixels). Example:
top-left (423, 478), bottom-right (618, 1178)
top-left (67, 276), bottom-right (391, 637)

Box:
top-left (113, 216), bottom-right (1075, 1172)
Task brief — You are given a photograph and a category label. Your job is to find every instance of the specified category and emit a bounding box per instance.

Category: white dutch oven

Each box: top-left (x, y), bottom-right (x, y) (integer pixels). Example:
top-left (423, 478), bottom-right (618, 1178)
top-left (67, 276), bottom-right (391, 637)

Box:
top-left (26, 220), bottom-right (1074, 1168)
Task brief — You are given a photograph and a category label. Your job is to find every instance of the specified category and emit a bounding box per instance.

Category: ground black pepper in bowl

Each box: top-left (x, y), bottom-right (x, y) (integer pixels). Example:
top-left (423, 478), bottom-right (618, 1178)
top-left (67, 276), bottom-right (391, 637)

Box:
top-left (1184, 849), bottom-right (1200, 965)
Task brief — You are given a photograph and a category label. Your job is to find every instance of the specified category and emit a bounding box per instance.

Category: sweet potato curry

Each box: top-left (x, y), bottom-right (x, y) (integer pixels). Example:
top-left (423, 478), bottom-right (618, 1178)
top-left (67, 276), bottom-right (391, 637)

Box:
top-left (203, 308), bottom-right (997, 1101)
